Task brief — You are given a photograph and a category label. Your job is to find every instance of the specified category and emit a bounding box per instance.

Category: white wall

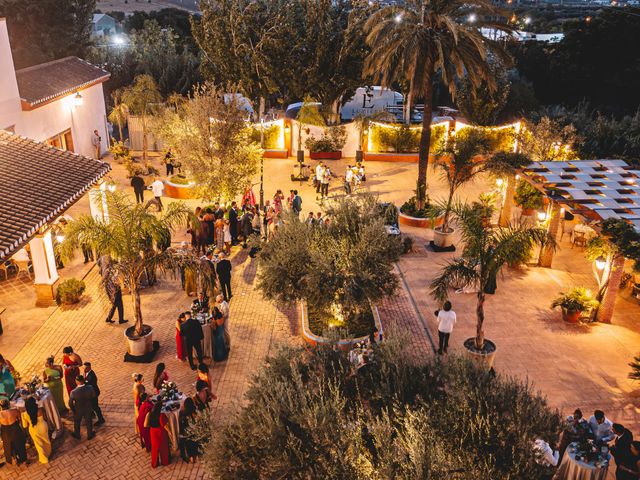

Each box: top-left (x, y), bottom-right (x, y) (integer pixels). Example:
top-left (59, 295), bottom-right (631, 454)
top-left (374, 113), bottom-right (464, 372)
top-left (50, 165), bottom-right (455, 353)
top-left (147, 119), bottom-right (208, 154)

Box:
top-left (17, 84), bottom-right (108, 158)
top-left (0, 19), bottom-right (22, 131)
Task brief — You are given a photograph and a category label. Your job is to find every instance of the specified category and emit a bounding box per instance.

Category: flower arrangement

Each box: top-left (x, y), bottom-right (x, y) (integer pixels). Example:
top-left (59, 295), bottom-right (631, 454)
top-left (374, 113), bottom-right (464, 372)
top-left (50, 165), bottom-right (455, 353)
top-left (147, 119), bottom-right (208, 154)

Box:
top-left (159, 381), bottom-right (180, 402)
top-left (24, 375), bottom-right (42, 395)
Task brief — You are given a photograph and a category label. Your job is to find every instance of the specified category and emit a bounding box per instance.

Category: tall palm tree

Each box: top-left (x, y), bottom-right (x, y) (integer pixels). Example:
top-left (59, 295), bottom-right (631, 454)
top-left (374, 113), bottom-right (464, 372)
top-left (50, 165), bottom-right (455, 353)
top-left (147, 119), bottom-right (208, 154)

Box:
top-left (108, 88), bottom-right (129, 142)
top-left (121, 75), bottom-right (162, 162)
top-left (363, 0), bottom-right (510, 208)
top-left (430, 202), bottom-right (554, 351)
top-left (59, 192), bottom-right (198, 337)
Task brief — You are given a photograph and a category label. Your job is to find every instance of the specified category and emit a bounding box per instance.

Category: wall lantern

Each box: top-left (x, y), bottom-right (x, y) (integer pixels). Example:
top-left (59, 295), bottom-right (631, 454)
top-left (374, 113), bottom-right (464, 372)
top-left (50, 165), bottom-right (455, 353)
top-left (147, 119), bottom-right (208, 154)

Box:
top-left (73, 92), bottom-right (84, 107)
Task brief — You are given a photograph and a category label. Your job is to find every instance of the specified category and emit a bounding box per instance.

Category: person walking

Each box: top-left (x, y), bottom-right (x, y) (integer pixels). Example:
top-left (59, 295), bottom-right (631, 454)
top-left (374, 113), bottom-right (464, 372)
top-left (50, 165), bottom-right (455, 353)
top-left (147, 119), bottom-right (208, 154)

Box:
top-left (229, 201), bottom-right (239, 245)
top-left (435, 301), bottom-right (456, 355)
top-left (150, 177), bottom-right (165, 211)
top-left (181, 312), bottom-right (204, 370)
top-left (92, 129), bottom-right (102, 159)
top-left (21, 396), bottom-right (51, 464)
top-left (131, 174), bottom-right (145, 204)
top-left (83, 362), bottom-right (105, 426)
top-left (69, 375), bottom-right (96, 440)
top-left (216, 252), bottom-right (232, 301)
top-left (104, 271), bottom-right (127, 324)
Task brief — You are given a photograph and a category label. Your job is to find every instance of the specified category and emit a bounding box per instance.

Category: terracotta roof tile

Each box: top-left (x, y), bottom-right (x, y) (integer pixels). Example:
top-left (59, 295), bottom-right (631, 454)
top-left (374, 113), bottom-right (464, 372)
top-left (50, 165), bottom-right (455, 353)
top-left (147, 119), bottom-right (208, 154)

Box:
top-left (15, 56), bottom-right (110, 107)
top-left (0, 131), bottom-right (111, 259)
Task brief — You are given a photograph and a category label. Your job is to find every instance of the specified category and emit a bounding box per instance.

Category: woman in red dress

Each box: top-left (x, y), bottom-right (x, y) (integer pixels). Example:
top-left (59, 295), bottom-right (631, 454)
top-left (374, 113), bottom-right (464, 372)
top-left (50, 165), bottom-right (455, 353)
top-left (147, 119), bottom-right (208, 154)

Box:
top-left (136, 393), bottom-right (153, 452)
top-left (61, 346), bottom-right (82, 400)
top-left (175, 313), bottom-right (185, 361)
top-left (152, 363), bottom-right (169, 394)
top-left (144, 400), bottom-right (169, 467)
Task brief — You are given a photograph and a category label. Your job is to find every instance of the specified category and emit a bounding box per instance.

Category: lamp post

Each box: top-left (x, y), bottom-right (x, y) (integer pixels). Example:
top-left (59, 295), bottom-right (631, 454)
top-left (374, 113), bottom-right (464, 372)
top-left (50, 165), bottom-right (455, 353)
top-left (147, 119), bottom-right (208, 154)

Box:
top-left (259, 118), bottom-right (265, 211)
top-left (591, 255), bottom-right (609, 320)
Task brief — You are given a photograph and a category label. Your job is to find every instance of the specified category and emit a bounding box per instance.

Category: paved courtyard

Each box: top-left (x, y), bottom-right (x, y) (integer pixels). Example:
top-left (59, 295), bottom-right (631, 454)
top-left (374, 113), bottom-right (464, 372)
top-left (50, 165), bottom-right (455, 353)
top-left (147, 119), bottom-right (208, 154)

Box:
top-left (1, 154), bottom-right (639, 479)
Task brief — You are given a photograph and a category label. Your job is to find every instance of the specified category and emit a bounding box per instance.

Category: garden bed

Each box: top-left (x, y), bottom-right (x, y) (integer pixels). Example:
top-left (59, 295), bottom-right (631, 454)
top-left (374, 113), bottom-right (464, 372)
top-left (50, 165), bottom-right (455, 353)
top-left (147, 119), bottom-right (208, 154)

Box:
top-left (300, 301), bottom-right (382, 349)
top-left (310, 151), bottom-right (342, 160)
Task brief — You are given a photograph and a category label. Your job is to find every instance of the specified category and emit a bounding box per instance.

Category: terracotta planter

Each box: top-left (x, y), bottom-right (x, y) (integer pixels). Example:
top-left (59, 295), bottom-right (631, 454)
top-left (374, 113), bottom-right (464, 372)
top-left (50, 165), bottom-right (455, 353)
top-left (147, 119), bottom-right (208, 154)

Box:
top-left (463, 338), bottom-right (497, 369)
top-left (310, 151), bottom-right (342, 160)
top-left (300, 302), bottom-right (383, 350)
top-left (125, 325), bottom-right (154, 357)
top-left (398, 212), bottom-right (444, 229)
top-left (164, 179), bottom-right (195, 199)
top-left (433, 227), bottom-right (455, 248)
top-left (562, 309), bottom-right (582, 324)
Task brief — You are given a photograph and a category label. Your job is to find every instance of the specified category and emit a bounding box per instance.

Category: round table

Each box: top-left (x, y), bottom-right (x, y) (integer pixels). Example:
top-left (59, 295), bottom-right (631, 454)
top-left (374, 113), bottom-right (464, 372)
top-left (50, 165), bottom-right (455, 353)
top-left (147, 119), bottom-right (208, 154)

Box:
top-left (11, 389), bottom-right (63, 439)
top-left (555, 444), bottom-right (610, 480)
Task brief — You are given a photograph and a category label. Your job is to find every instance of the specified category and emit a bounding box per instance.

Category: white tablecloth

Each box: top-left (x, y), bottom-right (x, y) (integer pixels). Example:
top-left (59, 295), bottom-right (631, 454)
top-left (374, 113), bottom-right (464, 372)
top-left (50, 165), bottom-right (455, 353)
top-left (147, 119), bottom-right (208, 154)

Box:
top-left (554, 446), bottom-right (609, 480)
top-left (572, 224), bottom-right (596, 241)
top-left (11, 390), bottom-right (63, 439)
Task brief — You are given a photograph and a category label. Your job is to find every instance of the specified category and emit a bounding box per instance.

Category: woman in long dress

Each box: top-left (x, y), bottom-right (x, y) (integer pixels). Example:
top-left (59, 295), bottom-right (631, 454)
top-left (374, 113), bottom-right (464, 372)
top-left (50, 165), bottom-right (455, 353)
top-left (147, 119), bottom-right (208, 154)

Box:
top-left (175, 313), bottom-right (186, 361)
top-left (21, 396), bottom-right (51, 464)
top-left (212, 307), bottom-right (229, 362)
top-left (145, 400), bottom-right (170, 467)
top-left (43, 356), bottom-right (66, 413)
top-left (136, 393), bottom-right (153, 452)
top-left (132, 374), bottom-right (145, 434)
top-left (0, 355), bottom-right (16, 400)
top-left (179, 397), bottom-right (200, 463)
top-left (153, 363), bottom-right (169, 394)
top-left (215, 218), bottom-right (225, 252)
top-left (61, 346), bottom-right (82, 401)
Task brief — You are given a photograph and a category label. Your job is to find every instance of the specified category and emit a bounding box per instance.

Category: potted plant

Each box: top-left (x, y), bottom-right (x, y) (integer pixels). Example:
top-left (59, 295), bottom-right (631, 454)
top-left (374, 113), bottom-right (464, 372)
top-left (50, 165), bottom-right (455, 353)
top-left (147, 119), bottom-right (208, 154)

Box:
top-left (514, 180), bottom-right (544, 216)
top-left (59, 192), bottom-right (207, 358)
top-left (55, 278), bottom-right (86, 305)
top-left (431, 129), bottom-right (490, 248)
top-left (256, 194), bottom-right (402, 345)
top-left (431, 202), bottom-right (554, 367)
top-left (551, 288), bottom-right (599, 323)
top-left (305, 126), bottom-right (347, 160)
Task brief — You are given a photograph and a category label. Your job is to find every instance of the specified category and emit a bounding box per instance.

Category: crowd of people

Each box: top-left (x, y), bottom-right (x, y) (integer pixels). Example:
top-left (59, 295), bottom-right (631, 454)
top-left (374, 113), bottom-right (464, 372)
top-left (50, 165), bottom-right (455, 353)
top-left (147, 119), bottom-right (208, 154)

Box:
top-left (0, 350), bottom-right (106, 466)
top-left (312, 161), bottom-right (366, 200)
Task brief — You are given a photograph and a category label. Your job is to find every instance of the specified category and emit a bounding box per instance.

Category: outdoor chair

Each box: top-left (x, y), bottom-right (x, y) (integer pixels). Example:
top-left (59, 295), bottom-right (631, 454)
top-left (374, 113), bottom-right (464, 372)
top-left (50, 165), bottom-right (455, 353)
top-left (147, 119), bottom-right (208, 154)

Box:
top-left (0, 261), bottom-right (17, 280)
top-left (560, 220), bottom-right (575, 242)
top-left (572, 231), bottom-right (587, 248)
top-left (14, 259), bottom-right (32, 278)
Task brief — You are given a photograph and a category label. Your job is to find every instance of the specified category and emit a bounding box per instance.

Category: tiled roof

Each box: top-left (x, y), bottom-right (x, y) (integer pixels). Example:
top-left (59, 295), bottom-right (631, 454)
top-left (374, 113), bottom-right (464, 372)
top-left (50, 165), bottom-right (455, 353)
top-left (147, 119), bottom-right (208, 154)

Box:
top-left (0, 131), bottom-right (111, 259)
top-left (520, 160), bottom-right (640, 232)
top-left (15, 57), bottom-right (110, 107)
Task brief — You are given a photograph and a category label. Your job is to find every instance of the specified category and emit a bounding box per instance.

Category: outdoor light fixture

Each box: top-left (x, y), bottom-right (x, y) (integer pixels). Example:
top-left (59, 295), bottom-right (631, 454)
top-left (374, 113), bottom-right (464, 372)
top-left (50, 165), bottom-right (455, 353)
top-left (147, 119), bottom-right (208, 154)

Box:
top-left (56, 235), bottom-right (64, 243)
top-left (595, 256), bottom-right (607, 271)
top-left (537, 211), bottom-right (547, 222)
top-left (108, 184), bottom-right (116, 193)
top-left (394, 14), bottom-right (402, 23)
top-left (468, 14), bottom-right (477, 23)
top-left (515, 174), bottom-right (520, 180)
top-left (524, 17), bottom-right (531, 25)
top-left (496, 178), bottom-right (504, 188)
top-left (112, 35), bottom-right (125, 46)
top-left (73, 92), bottom-right (83, 107)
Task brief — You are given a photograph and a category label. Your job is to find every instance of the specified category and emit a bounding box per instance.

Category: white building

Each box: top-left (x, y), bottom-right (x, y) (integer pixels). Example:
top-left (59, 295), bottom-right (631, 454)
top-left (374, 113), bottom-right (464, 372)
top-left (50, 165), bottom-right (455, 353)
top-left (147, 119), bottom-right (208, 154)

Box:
top-left (92, 13), bottom-right (118, 38)
top-left (0, 18), bottom-right (110, 159)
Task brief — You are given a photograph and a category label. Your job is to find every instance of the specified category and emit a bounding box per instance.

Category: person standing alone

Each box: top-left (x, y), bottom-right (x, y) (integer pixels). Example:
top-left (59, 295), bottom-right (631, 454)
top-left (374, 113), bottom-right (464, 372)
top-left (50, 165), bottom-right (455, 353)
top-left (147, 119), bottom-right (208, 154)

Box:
top-left (216, 252), bottom-right (232, 301)
top-left (92, 130), bottom-right (102, 159)
top-left (104, 270), bottom-right (127, 324)
top-left (131, 174), bottom-right (145, 204)
top-left (435, 301), bottom-right (456, 355)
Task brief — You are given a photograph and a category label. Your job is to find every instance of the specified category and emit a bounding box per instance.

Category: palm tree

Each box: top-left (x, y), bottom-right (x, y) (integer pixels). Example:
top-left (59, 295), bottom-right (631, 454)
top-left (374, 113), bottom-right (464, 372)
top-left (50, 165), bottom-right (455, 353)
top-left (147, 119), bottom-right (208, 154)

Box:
top-left (121, 75), bottom-right (162, 162)
top-left (59, 192), bottom-right (198, 338)
top-left (430, 202), bottom-right (554, 351)
top-left (431, 129), bottom-right (490, 245)
top-left (363, 0), bottom-right (510, 209)
top-left (108, 88), bottom-right (129, 142)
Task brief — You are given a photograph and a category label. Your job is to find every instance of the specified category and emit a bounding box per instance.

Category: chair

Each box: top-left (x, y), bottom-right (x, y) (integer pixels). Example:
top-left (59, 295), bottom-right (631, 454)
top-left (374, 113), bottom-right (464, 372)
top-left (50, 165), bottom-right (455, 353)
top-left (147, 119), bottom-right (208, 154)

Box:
top-left (0, 261), bottom-right (17, 280)
top-left (560, 220), bottom-right (575, 242)
top-left (572, 231), bottom-right (587, 248)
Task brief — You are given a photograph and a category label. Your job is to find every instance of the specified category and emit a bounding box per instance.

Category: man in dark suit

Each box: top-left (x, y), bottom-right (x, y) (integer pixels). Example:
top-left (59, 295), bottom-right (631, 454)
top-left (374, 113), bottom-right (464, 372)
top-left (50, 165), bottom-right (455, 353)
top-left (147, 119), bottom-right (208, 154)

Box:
top-left (611, 423), bottom-right (634, 480)
top-left (69, 375), bottom-right (96, 440)
top-left (180, 312), bottom-right (204, 370)
top-left (104, 271), bottom-right (128, 324)
top-left (229, 201), bottom-right (239, 245)
top-left (131, 174), bottom-right (146, 204)
top-left (83, 362), bottom-right (105, 426)
top-left (216, 252), bottom-right (232, 301)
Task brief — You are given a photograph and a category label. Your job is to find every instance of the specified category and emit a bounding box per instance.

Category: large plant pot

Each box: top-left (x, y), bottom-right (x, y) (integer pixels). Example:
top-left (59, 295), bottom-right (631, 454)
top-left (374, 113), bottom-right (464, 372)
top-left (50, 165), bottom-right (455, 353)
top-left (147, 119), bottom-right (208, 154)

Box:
top-left (300, 301), bottom-right (383, 350)
top-left (164, 179), bottom-right (195, 199)
top-left (399, 212), bottom-right (444, 229)
top-left (562, 309), bottom-right (582, 324)
top-left (433, 227), bottom-right (455, 248)
top-left (463, 338), bottom-right (497, 369)
top-left (310, 151), bottom-right (342, 160)
top-left (125, 325), bottom-right (154, 357)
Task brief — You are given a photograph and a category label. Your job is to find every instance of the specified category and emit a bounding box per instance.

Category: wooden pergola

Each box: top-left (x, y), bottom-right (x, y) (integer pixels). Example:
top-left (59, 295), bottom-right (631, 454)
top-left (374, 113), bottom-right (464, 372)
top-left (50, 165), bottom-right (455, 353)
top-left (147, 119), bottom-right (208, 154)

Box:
top-left (518, 159), bottom-right (640, 323)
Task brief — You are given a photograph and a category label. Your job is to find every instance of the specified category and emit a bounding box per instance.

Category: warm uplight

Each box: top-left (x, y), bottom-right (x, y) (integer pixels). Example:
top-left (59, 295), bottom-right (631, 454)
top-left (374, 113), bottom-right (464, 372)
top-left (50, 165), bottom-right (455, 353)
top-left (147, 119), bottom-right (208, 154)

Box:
top-left (73, 92), bottom-right (83, 107)
top-left (108, 184), bottom-right (116, 192)
top-left (595, 256), bottom-right (607, 271)
top-left (56, 235), bottom-right (64, 243)
top-left (537, 211), bottom-right (547, 222)
top-left (515, 174), bottom-right (521, 180)
top-left (496, 178), bottom-right (504, 188)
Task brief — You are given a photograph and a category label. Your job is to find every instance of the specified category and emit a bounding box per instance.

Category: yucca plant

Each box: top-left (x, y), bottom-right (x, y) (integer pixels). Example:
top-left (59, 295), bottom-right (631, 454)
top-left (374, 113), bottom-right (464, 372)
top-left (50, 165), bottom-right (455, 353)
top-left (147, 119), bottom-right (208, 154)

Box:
top-left (59, 191), bottom-right (200, 337)
top-left (363, 0), bottom-right (511, 209)
top-left (431, 202), bottom-right (554, 350)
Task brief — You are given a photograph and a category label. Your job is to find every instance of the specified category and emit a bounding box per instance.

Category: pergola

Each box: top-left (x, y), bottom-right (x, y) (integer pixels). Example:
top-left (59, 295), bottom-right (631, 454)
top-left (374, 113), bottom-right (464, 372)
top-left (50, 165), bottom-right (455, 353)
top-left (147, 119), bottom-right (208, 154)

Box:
top-left (0, 130), bottom-right (111, 305)
top-left (518, 159), bottom-right (640, 323)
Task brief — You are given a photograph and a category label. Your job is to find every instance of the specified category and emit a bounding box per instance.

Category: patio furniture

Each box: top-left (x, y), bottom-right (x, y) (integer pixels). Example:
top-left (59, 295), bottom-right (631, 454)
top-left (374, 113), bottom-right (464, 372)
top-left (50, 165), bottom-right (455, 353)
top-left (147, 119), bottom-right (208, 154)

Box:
top-left (572, 231), bottom-right (587, 248)
top-left (0, 261), bottom-right (16, 280)
top-left (554, 442), bottom-right (609, 480)
top-left (560, 220), bottom-right (575, 242)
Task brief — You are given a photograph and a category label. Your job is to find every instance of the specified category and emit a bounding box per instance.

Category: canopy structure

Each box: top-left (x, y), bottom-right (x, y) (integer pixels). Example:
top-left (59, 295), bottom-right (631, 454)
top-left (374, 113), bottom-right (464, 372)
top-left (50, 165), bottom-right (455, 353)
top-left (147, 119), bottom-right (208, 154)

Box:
top-left (0, 130), bottom-right (111, 259)
top-left (520, 160), bottom-right (640, 232)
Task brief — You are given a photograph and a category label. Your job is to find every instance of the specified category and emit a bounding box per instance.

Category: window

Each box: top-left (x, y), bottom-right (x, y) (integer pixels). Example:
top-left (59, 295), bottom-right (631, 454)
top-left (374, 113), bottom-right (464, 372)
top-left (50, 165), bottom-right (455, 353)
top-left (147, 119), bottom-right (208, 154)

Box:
top-left (46, 129), bottom-right (74, 152)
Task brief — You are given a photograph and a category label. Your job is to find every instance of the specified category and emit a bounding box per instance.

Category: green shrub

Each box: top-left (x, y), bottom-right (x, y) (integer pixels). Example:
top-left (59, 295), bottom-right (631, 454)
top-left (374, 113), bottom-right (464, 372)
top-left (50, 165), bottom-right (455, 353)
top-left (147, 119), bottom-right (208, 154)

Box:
top-left (514, 180), bottom-right (545, 211)
top-left (169, 174), bottom-right (193, 185)
top-left (247, 124), bottom-right (280, 149)
top-left (56, 278), bottom-right (86, 305)
top-left (108, 140), bottom-right (131, 161)
top-left (305, 126), bottom-right (347, 152)
top-left (196, 337), bottom-right (562, 479)
top-left (369, 123), bottom-right (446, 153)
